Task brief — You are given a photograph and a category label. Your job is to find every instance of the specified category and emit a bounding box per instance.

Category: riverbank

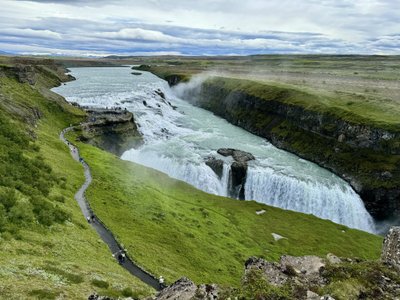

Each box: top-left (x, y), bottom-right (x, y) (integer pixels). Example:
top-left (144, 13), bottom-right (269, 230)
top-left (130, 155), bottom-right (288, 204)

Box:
top-left (138, 59), bottom-right (400, 221)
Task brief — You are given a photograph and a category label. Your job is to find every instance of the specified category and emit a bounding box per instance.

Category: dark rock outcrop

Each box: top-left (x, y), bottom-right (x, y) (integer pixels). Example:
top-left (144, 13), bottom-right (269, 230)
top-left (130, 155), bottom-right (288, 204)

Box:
top-left (88, 294), bottom-right (114, 300)
top-left (205, 157), bottom-right (224, 178)
top-left (361, 188), bottom-right (400, 220)
top-left (154, 89), bottom-right (166, 100)
top-left (15, 64), bottom-right (37, 85)
top-left (78, 108), bottom-right (142, 156)
top-left (217, 148), bottom-right (255, 199)
top-left (217, 148), bottom-right (255, 162)
top-left (165, 74), bottom-right (185, 86)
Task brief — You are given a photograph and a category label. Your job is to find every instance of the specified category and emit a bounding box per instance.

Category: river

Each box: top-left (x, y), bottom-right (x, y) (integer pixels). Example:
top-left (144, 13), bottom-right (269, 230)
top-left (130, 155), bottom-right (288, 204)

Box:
top-left (53, 66), bottom-right (376, 233)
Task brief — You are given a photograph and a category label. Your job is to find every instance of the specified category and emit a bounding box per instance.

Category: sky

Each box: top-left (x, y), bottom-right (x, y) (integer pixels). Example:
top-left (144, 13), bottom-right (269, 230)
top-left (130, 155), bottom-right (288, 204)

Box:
top-left (0, 0), bottom-right (399, 56)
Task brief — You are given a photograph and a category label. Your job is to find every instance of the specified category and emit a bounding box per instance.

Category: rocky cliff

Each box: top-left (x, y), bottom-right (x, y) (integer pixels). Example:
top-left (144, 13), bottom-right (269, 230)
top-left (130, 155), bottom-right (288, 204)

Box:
top-left (166, 76), bottom-right (400, 221)
top-left (77, 108), bottom-right (142, 156)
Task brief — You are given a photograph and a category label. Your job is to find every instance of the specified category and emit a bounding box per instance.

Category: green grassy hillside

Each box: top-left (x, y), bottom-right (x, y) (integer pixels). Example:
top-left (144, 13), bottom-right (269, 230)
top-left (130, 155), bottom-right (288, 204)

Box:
top-left (68, 130), bottom-right (382, 287)
top-left (0, 65), bottom-right (152, 299)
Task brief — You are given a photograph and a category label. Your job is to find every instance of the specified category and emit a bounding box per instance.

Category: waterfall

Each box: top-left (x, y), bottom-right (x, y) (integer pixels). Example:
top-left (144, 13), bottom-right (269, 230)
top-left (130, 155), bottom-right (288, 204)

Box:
top-left (122, 149), bottom-right (225, 195)
top-left (53, 66), bottom-right (376, 233)
top-left (244, 165), bottom-right (375, 232)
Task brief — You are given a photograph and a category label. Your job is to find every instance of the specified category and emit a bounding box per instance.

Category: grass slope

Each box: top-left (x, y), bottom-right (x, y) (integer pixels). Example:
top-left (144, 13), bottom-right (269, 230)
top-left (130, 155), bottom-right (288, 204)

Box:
top-left (0, 68), bottom-right (152, 299)
top-left (69, 134), bottom-right (382, 287)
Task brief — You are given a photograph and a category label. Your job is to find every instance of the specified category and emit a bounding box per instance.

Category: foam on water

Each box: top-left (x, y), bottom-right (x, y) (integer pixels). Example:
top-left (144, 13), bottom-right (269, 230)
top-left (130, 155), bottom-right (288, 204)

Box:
top-left (53, 66), bottom-right (376, 233)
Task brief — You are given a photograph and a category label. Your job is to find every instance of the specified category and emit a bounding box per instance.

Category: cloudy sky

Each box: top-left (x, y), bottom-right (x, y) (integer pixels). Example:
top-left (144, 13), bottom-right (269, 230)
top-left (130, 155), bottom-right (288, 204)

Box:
top-left (0, 0), bottom-right (399, 56)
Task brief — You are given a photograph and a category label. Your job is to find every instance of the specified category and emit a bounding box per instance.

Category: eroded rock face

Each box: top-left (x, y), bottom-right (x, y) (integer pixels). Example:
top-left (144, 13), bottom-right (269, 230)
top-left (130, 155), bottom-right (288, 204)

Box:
top-left (382, 226), bottom-right (400, 270)
top-left (79, 108), bottom-right (142, 156)
top-left (15, 64), bottom-right (37, 85)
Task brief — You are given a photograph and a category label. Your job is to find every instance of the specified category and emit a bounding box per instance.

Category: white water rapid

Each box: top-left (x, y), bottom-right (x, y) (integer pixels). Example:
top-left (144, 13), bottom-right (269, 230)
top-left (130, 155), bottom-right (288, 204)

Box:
top-left (54, 67), bottom-right (376, 233)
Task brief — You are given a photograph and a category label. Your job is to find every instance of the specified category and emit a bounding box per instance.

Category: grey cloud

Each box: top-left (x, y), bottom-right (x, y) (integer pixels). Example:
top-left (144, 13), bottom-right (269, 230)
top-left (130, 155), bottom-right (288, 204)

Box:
top-left (1, 0), bottom-right (400, 56)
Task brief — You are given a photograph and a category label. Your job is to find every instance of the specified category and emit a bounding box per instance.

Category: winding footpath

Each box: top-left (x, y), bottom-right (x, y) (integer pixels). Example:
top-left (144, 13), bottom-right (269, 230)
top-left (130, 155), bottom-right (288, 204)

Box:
top-left (60, 127), bottom-right (162, 291)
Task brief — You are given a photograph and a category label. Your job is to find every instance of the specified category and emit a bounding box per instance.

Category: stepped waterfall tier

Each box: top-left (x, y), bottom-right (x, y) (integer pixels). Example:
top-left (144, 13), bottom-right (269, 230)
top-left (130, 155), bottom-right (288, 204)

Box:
top-left (54, 66), bottom-right (376, 233)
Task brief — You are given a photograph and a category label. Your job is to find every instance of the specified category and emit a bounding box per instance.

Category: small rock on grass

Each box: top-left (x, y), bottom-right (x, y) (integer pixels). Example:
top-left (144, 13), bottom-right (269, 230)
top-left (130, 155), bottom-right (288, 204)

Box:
top-left (272, 233), bottom-right (286, 241)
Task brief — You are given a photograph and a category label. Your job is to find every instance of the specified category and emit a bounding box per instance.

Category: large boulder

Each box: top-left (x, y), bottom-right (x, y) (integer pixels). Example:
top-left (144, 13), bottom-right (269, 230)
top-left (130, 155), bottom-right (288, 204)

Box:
top-left (196, 284), bottom-right (219, 299)
top-left (245, 255), bottom-right (326, 288)
top-left (155, 277), bottom-right (197, 300)
top-left (244, 256), bottom-right (289, 286)
top-left (382, 226), bottom-right (400, 270)
top-left (280, 255), bottom-right (325, 276)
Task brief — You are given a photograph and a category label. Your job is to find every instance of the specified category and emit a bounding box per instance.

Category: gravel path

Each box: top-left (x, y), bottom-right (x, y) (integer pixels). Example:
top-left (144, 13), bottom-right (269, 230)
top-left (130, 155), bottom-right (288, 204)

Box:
top-left (60, 127), bottom-right (162, 291)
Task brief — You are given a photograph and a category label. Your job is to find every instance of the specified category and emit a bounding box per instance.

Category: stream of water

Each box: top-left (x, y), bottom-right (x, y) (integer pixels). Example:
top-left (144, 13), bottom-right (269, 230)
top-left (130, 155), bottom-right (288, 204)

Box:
top-left (54, 66), bottom-right (376, 233)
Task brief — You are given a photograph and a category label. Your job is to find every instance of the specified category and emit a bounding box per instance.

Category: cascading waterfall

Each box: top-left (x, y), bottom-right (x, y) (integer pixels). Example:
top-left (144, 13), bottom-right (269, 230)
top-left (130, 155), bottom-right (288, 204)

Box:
top-left (53, 66), bottom-right (376, 233)
top-left (245, 165), bottom-right (374, 230)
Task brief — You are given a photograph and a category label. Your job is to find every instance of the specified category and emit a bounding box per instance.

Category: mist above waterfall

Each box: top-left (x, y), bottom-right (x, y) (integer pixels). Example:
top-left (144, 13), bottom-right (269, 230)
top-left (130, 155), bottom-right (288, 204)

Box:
top-left (54, 66), bottom-right (376, 233)
top-left (172, 73), bottom-right (208, 101)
